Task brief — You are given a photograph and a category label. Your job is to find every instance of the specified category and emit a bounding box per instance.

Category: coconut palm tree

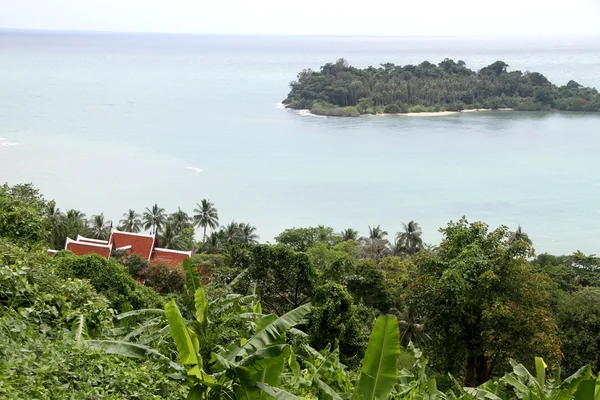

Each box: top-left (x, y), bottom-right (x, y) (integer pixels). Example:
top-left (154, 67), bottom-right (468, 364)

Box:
top-left (143, 203), bottom-right (166, 233)
top-left (204, 232), bottom-right (222, 254)
top-left (169, 207), bottom-right (192, 234)
top-left (89, 213), bottom-right (111, 240)
top-left (45, 200), bottom-right (66, 249)
top-left (160, 221), bottom-right (180, 250)
top-left (222, 221), bottom-right (241, 245)
top-left (341, 228), bottom-right (359, 242)
top-left (66, 209), bottom-right (87, 239)
top-left (238, 222), bottom-right (259, 245)
top-left (368, 225), bottom-right (388, 240)
top-left (119, 209), bottom-right (142, 233)
top-left (395, 220), bottom-right (423, 255)
top-left (193, 199), bottom-right (219, 240)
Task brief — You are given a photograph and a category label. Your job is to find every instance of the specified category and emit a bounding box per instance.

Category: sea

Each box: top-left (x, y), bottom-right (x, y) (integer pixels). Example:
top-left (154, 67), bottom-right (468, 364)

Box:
top-left (1, 31), bottom-right (600, 254)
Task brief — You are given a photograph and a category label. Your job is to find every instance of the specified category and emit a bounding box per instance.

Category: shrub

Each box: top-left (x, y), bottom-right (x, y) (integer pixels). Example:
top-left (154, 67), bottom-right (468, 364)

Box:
top-left (310, 101), bottom-right (360, 117)
top-left (383, 104), bottom-right (401, 113)
top-left (120, 253), bottom-right (148, 279)
top-left (0, 184), bottom-right (48, 246)
top-left (141, 263), bottom-right (186, 294)
top-left (54, 252), bottom-right (163, 312)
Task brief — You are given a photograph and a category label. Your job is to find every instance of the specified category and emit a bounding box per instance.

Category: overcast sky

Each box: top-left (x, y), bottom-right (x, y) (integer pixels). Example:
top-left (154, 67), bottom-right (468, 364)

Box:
top-left (1, 0), bottom-right (600, 36)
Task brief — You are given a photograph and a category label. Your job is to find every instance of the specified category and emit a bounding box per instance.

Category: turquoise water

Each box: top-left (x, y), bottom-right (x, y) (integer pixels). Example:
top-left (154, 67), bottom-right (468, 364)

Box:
top-left (1, 32), bottom-right (600, 253)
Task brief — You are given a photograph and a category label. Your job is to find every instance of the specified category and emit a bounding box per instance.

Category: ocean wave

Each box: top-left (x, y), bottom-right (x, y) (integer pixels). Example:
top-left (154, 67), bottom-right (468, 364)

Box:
top-left (295, 109), bottom-right (326, 118)
top-left (1, 142), bottom-right (18, 146)
top-left (274, 103), bottom-right (286, 109)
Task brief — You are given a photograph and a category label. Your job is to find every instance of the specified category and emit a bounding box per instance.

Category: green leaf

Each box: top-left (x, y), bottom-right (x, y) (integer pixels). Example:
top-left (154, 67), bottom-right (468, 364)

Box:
top-left (563, 365), bottom-right (593, 394)
top-left (503, 374), bottom-right (530, 394)
top-left (352, 315), bottom-right (401, 400)
top-left (253, 302), bottom-right (262, 314)
top-left (256, 382), bottom-right (302, 400)
top-left (184, 258), bottom-right (200, 292)
top-left (71, 314), bottom-right (88, 345)
top-left (535, 357), bottom-right (546, 390)
top-left (195, 286), bottom-right (208, 324)
top-left (315, 379), bottom-right (343, 400)
top-left (84, 340), bottom-right (168, 361)
top-left (230, 304), bottom-right (311, 361)
top-left (116, 308), bottom-right (165, 320)
top-left (165, 298), bottom-right (199, 365)
top-left (575, 379), bottom-right (595, 400)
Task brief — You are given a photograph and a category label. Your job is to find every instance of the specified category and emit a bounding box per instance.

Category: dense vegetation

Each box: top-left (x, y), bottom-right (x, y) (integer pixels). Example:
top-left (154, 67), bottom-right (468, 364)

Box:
top-left (283, 58), bottom-right (600, 116)
top-left (2, 182), bottom-right (600, 399)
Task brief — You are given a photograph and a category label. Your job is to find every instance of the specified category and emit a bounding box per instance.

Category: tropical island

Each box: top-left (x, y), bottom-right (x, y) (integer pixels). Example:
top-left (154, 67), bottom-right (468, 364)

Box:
top-left (4, 182), bottom-right (600, 398)
top-left (283, 58), bottom-right (600, 117)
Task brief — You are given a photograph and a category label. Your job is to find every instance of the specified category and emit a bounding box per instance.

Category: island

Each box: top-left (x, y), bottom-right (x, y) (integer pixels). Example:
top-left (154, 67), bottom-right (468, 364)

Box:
top-left (282, 59), bottom-right (600, 117)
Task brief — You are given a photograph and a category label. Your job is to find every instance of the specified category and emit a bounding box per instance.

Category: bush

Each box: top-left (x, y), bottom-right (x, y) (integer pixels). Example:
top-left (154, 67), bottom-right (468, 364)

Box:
top-left (141, 263), bottom-right (186, 294)
top-left (308, 282), bottom-right (371, 367)
top-left (54, 253), bottom-right (164, 312)
top-left (120, 253), bottom-right (148, 279)
top-left (0, 184), bottom-right (48, 246)
top-left (383, 104), bottom-right (401, 113)
top-left (0, 315), bottom-right (186, 399)
top-left (310, 101), bottom-right (360, 117)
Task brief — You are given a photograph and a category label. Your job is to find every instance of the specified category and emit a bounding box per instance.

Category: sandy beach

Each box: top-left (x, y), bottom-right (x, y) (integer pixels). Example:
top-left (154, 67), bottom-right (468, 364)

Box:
top-left (384, 108), bottom-right (514, 117)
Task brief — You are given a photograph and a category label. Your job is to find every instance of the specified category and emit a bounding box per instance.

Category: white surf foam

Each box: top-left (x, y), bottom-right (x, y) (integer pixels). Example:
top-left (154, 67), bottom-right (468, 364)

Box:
top-left (187, 167), bottom-right (203, 173)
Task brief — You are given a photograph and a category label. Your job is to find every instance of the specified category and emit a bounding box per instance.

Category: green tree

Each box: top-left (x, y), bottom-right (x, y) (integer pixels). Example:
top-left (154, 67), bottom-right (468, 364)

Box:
top-left (509, 225), bottom-right (532, 246)
top-left (275, 226), bottom-right (338, 252)
top-left (119, 209), bottom-right (142, 233)
top-left (248, 244), bottom-right (316, 315)
top-left (340, 228), bottom-right (359, 242)
top-left (346, 259), bottom-right (393, 312)
top-left (159, 221), bottom-right (181, 250)
top-left (395, 220), bottom-right (424, 255)
top-left (65, 209), bottom-right (88, 239)
top-left (308, 282), bottom-right (370, 367)
top-left (368, 225), bottom-right (388, 240)
top-left (237, 222), bottom-right (259, 245)
top-left (193, 199), bottom-right (219, 240)
top-left (169, 207), bottom-right (192, 234)
top-left (557, 287), bottom-right (600, 375)
top-left (408, 217), bottom-right (560, 386)
top-left (0, 183), bottom-right (48, 245)
top-left (45, 200), bottom-right (66, 249)
top-left (143, 203), bottom-right (166, 234)
top-left (88, 213), bottom-right (111, 240)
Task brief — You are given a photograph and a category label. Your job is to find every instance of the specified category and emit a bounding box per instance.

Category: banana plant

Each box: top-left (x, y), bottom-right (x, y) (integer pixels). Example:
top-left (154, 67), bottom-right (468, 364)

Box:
top-left (502, 357), bottom-right (598, 400)
top-left (165, 285), bottom-right (312, 400)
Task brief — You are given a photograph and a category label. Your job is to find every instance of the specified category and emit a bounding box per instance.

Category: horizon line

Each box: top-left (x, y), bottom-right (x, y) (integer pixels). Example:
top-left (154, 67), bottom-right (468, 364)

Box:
top-left (2, 28), bottom-right (600, 39)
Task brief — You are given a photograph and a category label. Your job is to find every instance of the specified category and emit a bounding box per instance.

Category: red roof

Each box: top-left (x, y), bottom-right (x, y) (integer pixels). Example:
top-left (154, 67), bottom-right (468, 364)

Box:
top-left (150, 248), bottom-right (191, 268)
top-left (65, 237), bottom-right (111, 258)
top-left (109, 230), bottom-right (155, 261)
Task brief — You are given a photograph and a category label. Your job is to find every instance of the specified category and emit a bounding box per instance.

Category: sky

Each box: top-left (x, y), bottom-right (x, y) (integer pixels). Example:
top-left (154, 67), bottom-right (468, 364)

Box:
top-left (1, 0), bottom-right (600, 36)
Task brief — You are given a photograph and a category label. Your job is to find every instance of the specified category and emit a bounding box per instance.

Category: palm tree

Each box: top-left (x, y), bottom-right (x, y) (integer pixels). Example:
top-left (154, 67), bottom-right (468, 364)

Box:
top-left (169, 207), bottom-right (191, 234)
top-left (193, 199), bottom-right (219, 240)
top-left (509, 225), bottom-right (532, 245)
top-left (160, 221), bottom-right (180, 250)
top-left (66, 209), bottom-right (87, 239)
top-left (143, 203), bottom-right (166, 233)
top-left (368, 225), bottom-right (388, 240)
top-left (222, 221), bottom-right (241, 245)
top-left (119, 209), bottom-right (142, 233)
top-left (395, 220), bottom-right (424, 255)
top-left (45, 200), bottom-right (66, 249)
top-left (238, 222), bottom-right (259, 244)
top-left (341, 228), bottom-right (359, 241)
top-left (204, 232), bottom-right (222, 254)
top-left (89, 213), bottom-right (111, 240)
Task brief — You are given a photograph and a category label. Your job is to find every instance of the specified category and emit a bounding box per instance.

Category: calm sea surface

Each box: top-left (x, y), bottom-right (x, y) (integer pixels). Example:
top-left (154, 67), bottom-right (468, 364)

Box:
top-left (1, 32), bottom-right (600, 253)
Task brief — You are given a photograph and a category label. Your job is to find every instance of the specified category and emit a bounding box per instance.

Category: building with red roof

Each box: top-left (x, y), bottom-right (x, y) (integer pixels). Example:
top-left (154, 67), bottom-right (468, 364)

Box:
top-left (108, 230), bottom-right (157, 261)
top-left (65, 237), bottom-right (112, 258)
top-left (57, 228), bottom-right (191, 268)
top-left (150, 248), bottom-right (193, 268)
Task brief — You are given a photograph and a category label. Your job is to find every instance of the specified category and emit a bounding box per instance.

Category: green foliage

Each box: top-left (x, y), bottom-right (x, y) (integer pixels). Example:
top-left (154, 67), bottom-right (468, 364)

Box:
top-left (142, 263), bottom-right (186, 294)
top-left (284, 59), bottom-right (600, 114)
top-left (556, 287), bottom-right (600, 375)
top-left (275, 226), bottom-right (340, 252)
top-left (248, 244), bottom-right (316, 315)
top-left (346, 259), bottom-right (393, 312)
top-left (408, 217), bottom-right (561, 385)
top-left (308, 282), bottom-right (370, 367)
top-left (0, 183), bottom-right (48, 245)
top-left (54, 252), bottom-right (164, 312)
top-left (121, 253), bottom-right (148, 279)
